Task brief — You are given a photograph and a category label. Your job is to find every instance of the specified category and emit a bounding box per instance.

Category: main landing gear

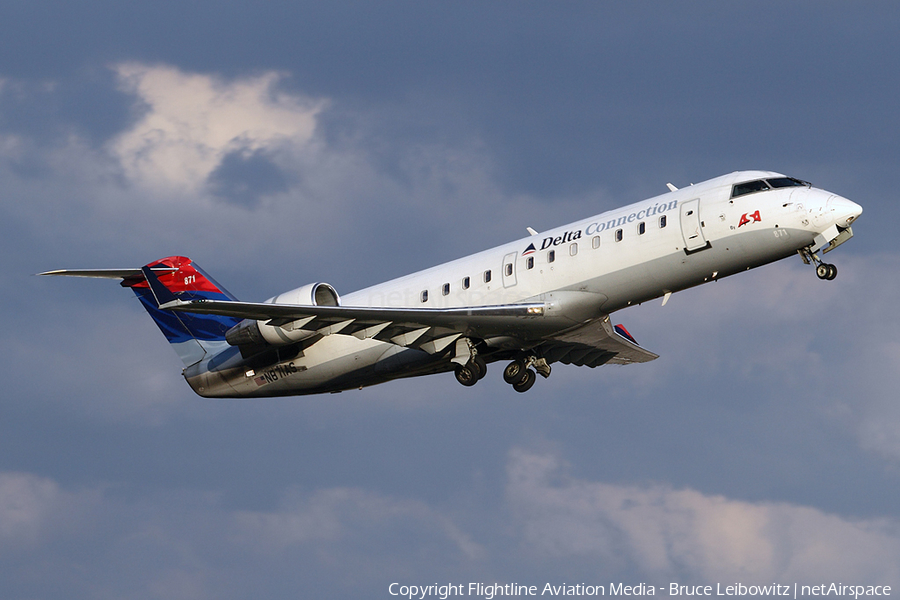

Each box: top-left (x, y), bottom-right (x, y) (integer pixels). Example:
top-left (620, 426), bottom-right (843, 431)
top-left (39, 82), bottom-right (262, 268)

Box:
top-left (799, 247), bottom-right (838, 281)
top-left (452, 353), bottom-right (551, 393)
top-left (502, 356), bottom-right (551, 393)
top-left (454, 355), bottom-right (487, 387)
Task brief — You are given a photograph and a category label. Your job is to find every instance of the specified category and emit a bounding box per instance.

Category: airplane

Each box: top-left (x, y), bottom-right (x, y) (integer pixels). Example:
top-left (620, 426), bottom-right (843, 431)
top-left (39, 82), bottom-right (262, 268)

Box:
top-left (41, 170), bottom-right (862, 397)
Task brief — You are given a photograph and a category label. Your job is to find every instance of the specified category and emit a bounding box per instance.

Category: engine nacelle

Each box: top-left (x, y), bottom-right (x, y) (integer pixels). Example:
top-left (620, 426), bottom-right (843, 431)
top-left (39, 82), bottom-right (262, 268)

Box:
top-left (225, 282), bottom-right (340, 347)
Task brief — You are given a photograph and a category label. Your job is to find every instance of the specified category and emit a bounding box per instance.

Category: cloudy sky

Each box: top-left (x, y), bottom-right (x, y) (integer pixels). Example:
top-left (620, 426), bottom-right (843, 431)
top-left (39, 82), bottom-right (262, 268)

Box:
top-left (2, 2), bottom-right (899, 598)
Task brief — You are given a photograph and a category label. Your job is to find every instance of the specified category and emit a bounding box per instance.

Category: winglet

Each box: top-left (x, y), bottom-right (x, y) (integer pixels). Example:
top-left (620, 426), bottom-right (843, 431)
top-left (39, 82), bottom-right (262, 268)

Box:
top-left (141, 266), bottom-right (180, 308)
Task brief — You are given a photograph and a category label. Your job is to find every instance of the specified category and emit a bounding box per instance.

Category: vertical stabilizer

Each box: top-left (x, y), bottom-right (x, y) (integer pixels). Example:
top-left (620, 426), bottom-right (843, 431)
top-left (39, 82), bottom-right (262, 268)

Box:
top-left (124, 256), bottom-right (241, 367)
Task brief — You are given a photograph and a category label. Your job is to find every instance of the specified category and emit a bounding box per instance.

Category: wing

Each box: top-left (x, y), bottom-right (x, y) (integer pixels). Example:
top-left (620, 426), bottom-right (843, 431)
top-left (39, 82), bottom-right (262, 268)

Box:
top-left (143, 267), bottom-right (656, 364)
top-left (140, 266), bottom-right (549, 355)
top-left (161, 295), bottom-right (548, 349)
top-left (538, 316), bottom-right (659, 366)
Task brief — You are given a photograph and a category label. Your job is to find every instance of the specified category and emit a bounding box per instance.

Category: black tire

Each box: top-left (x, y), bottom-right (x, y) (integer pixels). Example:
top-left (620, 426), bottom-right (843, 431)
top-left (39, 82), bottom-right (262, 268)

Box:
top-left (503, 360), bottom-right (527, 385)
top-left (471, 355), bottom-right (487, 380)
top-left (512, 369), bottom-right (536, 393)
top-left (826, 264), bottom-right (838, 280)
top-left (454, 364), bottom-right (478, 387)
top-left (816, 264), bottom-right (830, 280)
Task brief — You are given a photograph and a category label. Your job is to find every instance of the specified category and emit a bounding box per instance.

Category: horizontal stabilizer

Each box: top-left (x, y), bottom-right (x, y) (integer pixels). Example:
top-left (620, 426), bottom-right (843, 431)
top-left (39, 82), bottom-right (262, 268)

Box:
top-left (38, 267), bottom-right (177, 279)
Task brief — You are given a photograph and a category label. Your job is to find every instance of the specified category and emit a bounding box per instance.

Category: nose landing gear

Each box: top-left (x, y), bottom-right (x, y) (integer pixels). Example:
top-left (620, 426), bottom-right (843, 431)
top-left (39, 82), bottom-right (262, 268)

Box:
top-left (799, 247), bottom-right (838, 281)
top-left (815, 262), bottom-right (837, 281)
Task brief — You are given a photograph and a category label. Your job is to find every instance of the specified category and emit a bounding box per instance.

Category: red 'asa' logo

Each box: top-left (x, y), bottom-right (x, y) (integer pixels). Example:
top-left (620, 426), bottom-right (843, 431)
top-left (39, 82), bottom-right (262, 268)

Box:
top-left (738, 210), bottom-right (761, 227)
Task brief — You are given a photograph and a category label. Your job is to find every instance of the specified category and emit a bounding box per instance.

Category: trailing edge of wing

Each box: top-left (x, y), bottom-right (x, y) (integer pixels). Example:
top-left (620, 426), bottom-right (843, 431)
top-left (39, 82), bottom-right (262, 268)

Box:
top-left (158, 297), bottom-right (548, 351)
top-left (161, 297), bottom-right (546, 327)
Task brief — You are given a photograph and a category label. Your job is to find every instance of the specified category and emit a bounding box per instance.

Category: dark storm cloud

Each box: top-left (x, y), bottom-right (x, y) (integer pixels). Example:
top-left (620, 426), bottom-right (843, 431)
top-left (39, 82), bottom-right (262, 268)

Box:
top-left (207, 148), bottom-right (289, 208)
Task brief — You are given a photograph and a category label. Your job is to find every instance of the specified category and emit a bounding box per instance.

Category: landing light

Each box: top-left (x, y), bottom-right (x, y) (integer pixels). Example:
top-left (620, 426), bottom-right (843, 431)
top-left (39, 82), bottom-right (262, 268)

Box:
top-left (245, 370), bottom-right (255, 377)
top-left (527, 306), bottom-right (544, 315)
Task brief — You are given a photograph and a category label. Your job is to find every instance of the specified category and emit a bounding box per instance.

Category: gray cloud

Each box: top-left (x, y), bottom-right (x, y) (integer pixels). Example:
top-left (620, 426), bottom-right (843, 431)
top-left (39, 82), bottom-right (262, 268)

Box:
top-left (506, 449), bottom-right (900, 583)
top-left (207, 148), bottom-right (289, 208)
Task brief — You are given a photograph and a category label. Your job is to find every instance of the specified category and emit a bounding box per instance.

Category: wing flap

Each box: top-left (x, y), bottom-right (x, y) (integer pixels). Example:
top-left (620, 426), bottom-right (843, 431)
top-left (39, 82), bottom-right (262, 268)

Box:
top-left (543, 316), bottom-right (658, 366)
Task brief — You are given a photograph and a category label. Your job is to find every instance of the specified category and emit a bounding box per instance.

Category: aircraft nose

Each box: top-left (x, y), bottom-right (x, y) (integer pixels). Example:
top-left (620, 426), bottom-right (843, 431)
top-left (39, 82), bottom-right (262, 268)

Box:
top-left (828, 195), bottom-right (863, 228)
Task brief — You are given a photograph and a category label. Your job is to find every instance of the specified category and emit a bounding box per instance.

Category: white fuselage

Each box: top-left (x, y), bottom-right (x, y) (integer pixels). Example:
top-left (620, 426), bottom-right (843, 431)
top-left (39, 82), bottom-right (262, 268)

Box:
top-left (185, 170), bottom-right (861, 397)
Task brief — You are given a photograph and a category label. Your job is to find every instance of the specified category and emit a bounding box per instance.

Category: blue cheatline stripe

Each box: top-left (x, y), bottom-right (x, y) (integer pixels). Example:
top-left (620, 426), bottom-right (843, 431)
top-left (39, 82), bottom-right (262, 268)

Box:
top-left (132, 288), bottom-right (242, 344)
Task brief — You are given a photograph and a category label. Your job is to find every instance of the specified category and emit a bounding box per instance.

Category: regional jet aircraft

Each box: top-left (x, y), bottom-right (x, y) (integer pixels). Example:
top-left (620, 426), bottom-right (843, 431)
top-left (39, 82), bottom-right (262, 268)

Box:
top-left (42, 171), bottom-right (862, 396)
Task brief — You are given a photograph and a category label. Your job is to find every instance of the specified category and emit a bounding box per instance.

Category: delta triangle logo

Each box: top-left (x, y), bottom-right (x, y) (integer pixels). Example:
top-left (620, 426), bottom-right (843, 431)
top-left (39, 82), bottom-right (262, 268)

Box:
top-left (523, 243), bottom-right (536, 255)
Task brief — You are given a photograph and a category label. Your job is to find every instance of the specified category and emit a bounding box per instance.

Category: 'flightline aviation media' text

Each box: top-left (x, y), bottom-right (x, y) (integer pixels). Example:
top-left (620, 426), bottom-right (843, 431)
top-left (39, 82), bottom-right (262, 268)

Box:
top-left (388, 583), bottom-right (892, 600)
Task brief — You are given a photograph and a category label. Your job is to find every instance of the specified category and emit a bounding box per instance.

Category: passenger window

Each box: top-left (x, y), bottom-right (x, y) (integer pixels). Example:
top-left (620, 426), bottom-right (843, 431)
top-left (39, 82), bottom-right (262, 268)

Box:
top-left (421, 290), bottom-right (428, 303)
top-left (548, 250), bottom-right (556, 263)
top-left (505, 263), bottom-right (513, 276)
top-left (638, 222), bottom-right (646, 235)
top-left (484, 270), bottom-right (491, 283)
top-left (659, 215), bottom-right (667, 228)
top-left (526, 256), bottom-right (534, 269)
top-left (462, 276), bottom-right (470, 289)
top-left (569, 243), bottom-right (577, 256)
top-left (442, 283), bottom-right (450, 296)
top-left (731, 180), bottom-right (770, 198)
top-left (615, 229), bottom-right (623, 242)
top-left (592, 236), bottom-right (600, 249)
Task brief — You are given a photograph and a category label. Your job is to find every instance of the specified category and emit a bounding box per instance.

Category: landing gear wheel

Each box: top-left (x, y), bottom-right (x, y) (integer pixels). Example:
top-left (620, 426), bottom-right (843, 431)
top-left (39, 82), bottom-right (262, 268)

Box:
top-left (503, 359), bottom-right (527, 385)
top-left (471, 355), bottom-right (487, 380)
top-left (512, 369), bottom-right (536, 393)
top-left (816, 263), bottom-right (838, 280)
top-left (454, 364), bottom-right (478, 387)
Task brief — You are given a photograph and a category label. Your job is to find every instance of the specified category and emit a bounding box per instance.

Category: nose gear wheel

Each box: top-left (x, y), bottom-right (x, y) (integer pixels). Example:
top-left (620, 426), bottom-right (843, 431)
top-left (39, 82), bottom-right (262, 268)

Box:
top-left (816, 263), bottom-right (837, 280)
top-left (799, 247), bottom-right (838, 281)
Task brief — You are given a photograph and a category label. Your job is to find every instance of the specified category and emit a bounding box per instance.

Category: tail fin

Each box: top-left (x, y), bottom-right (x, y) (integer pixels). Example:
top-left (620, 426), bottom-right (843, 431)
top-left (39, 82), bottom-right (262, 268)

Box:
top-left (124, 256), bottom-right (242, 367)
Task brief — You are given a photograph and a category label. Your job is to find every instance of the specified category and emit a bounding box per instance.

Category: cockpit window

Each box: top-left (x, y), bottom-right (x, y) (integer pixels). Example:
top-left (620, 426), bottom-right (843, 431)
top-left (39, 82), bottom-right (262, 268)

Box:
top-left (766, 177), bottom-right (807, 189)
top-left (731, 179), bottom-right (770, 198)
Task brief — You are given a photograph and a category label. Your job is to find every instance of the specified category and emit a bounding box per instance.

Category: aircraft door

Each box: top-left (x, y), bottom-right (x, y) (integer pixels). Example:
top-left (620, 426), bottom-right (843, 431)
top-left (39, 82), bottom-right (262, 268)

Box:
top-left (679, 198), bottom-right (709, 253)
top-left (502, 252), bottom-right (518, 288)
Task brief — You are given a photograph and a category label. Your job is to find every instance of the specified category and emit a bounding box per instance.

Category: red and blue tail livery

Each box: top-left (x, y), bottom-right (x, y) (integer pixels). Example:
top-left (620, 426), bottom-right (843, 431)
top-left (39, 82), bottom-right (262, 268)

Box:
top-left (124, 256), bottom-right (242, 367)
top-left (41, 171), bottom-right (861, 397)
